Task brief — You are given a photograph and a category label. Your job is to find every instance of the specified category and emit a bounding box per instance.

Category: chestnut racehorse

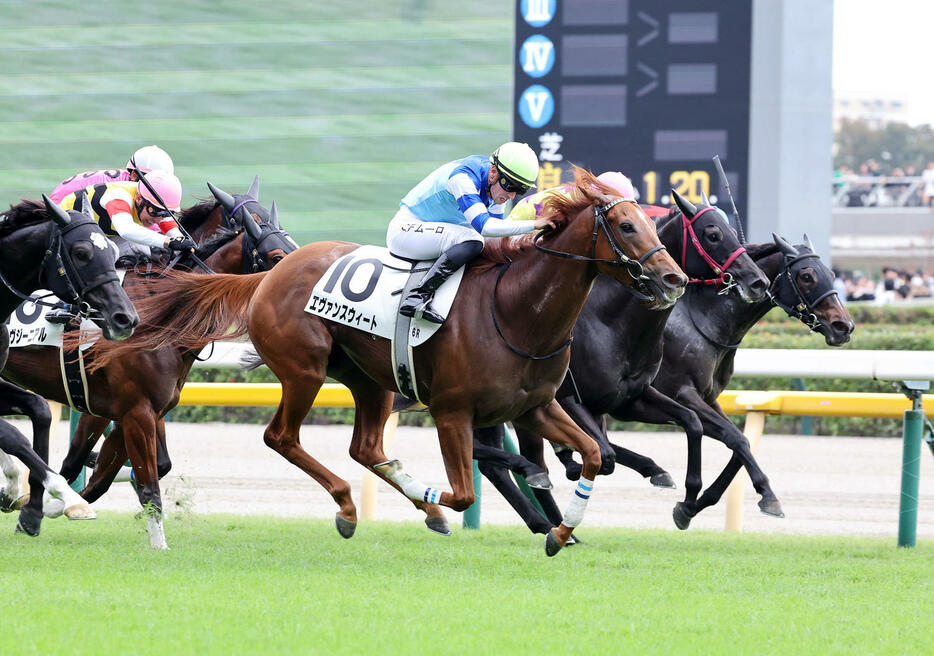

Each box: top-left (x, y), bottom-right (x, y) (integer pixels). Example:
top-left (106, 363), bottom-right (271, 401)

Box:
top-left (89, 169), bottom-right (687, 556)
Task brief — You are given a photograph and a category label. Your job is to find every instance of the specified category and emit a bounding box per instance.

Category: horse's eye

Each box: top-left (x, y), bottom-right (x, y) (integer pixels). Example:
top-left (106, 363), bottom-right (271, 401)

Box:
top-left (801, 273), bottom-right (813, 283)
top-left (619, 222), bottom-right (635, 234)
top-left (72, 244), bottom-right (92, 262)
top-left (708, 231), bottom-right (721, 242)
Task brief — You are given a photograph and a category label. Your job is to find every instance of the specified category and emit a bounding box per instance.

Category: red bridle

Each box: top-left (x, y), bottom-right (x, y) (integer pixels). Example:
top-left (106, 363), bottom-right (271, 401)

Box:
top-left (681, 206), bottom-right (745, 288)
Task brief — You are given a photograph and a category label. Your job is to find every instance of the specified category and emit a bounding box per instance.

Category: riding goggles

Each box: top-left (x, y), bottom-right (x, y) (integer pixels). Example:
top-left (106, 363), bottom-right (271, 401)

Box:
top-left (144, 202), bottom-right (174, 218)
top-left (498, 175), bottom-right (531, 195)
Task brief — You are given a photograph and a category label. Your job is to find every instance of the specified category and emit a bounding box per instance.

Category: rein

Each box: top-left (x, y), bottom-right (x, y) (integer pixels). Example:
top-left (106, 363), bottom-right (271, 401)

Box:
top-left (490, 259), bottom-right (573, 360)
top-left (682, 206), bottom-right (744, 294)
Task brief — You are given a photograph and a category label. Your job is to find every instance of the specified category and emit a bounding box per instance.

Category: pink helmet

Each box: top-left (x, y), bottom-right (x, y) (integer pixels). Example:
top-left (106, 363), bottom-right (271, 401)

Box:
top-left (137, 170), bottom-right (183, 211)
top-left (596, 171), bottom-right (635, 198)
top-left (127, 145), bottom-right (174, 174)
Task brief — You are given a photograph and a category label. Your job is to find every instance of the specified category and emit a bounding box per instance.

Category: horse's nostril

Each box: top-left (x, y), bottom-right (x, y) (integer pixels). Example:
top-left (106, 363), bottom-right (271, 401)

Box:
top-left (664, 272), bottom-right (686, 287)
top-left (113, 312), bottom-right (138, 329)
top-left (751, 279), bottom-right (767, 294)
top-left (833, 320), bottom-right (854, 335)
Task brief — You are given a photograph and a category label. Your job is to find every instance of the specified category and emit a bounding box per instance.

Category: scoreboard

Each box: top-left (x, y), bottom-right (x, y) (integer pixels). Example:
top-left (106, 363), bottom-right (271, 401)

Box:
top-left (514, 0), bottom-right (753, 221)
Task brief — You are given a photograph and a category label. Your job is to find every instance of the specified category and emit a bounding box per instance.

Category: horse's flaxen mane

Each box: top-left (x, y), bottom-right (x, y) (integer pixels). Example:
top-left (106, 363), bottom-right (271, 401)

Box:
top-left (472, 166), bottom-right (619, 272)
top-left (0, 199), bottom-right (47, 237)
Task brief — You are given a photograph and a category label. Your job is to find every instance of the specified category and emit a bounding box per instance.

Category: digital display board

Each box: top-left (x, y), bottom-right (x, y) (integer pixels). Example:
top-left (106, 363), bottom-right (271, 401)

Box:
top-left (514, 0), bottom-right (753, 223)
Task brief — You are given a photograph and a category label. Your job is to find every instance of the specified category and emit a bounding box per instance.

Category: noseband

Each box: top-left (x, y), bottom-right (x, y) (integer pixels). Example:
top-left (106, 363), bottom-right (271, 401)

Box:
top-left (768, 251), bottom-right (838, 331)
top-left (682, 206), bottom-right (745, 295)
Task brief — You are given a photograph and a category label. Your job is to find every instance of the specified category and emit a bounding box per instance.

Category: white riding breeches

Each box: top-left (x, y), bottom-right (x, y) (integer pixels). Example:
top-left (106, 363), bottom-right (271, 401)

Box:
top-left (386, 206), bottom-right (483, 261)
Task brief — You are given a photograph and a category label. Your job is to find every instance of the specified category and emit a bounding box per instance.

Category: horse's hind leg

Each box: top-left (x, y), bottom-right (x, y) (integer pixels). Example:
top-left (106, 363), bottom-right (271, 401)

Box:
top-left (0, 449), bottom-right (28, 512)
top-left (258, 330), bottom-right (357, 537)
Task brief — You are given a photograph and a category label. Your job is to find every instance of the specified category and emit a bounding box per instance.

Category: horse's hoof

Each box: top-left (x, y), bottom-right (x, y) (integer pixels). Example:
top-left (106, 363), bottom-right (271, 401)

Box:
top-left (758, 497), bottom-right (785, 518)
top-left (524, 472), bottom-right (553, 490)
top-left (334, 514), bottom-right (356, 539)
top-left (64, 504), bottom-right (96, 521)
top-left (566, 533), bottom-right (582, 546)
top-left (544, 529), bottom-right (563, 557)
top-left (672, 502), bottom-right (695, 530)
top-left (564, 463), bottom-right (582, 481)
top-left (0, 491), bottom-right (28, 513)
top-left (425, 516), bottom-right (451, 536)
top-left (14, 507), bottom-right (42, 537)
top-left (649, 472), bottom-right (676, 489)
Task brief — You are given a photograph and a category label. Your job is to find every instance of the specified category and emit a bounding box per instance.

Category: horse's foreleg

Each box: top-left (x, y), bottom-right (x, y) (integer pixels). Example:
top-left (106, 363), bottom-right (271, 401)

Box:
top-left (514, 400), bottom-right (600, 556)
top-left (679, 396), bottom-right (783, 522)
top-left (121, 408), bottom-right (167, 549)
top-left (558, 393), bottom-right (616, 476)
top-left (0, 449), bottom-right (28, 512)
top-left (60, 414), bottom-right (110, 483)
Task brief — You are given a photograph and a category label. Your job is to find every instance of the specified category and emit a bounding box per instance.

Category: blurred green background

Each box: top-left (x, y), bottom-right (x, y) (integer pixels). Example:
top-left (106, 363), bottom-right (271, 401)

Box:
top-left (0, 0), bottom-right (512, 246)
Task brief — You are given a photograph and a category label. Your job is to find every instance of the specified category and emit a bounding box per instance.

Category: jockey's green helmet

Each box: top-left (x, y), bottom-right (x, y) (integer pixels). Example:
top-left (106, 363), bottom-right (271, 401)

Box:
top-left (491, 142), bottom-right (538, 194)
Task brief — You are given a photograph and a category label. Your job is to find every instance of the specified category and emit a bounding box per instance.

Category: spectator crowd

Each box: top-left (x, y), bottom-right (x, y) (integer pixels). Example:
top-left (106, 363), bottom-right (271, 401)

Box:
top-left (834, 266), bottom-right (934, 303)
top-left (833, 159), bottom-right (934, 207)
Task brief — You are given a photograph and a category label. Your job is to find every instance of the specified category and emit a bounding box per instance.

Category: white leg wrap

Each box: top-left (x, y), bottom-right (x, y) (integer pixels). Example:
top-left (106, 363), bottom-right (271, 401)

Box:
top-left (562, 477), bottom-right (594, 528)
top-left (373, 459), bottom-right (443, 504)
top-left (42, 473), bottom-right (85, 518)
top-left (148, 515), bottom-right (169, 550)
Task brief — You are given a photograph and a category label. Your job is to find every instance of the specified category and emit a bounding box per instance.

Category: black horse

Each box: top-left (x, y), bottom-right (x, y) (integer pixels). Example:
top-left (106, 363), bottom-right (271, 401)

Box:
top-left (0, 194), bottom-right (138, 524)
top-left (472, 192), bottom-right (771, 536)
top-left (2, 179), bottom-right (296, 545)
top-left (504, 231), bottom-right (853, 533)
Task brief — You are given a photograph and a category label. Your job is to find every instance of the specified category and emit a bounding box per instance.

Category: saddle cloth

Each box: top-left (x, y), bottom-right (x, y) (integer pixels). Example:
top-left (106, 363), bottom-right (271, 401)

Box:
top-left (6, 269), bottom-right (128, 351)
top-left (304, 245), bottom-right (465, 347)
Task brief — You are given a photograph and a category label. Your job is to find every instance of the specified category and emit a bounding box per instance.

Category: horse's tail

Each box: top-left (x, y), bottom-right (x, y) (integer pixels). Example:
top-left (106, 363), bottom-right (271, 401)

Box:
top-left (79, 270), bottom-right (268, 372)
top-left (239, 347), bottom-right (266, 371)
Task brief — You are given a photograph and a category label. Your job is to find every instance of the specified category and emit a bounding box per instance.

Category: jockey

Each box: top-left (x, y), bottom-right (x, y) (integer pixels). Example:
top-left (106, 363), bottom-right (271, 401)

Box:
top-left (45, 170), bottom-right (194, 324)
top-left (508, 171), bottom-right (636, 223)
top-left (49, 145), bottom-right (174, 203)
top-left (387, 141), bottom-right (553, 324)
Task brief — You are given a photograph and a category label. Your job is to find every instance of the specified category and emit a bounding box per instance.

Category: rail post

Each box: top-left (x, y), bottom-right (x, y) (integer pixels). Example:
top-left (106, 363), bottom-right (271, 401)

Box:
top-left (897, 381), bottom-right (927, 547)
top-left (462, 461), bottom-right (482, 529)
top-left (725, 411), bottom-right (765, 531)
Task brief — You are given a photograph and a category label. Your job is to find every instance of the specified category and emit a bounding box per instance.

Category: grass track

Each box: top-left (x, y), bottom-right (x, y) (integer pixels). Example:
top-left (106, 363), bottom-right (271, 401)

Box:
top-left (1, 513), bottom-right (930, 655)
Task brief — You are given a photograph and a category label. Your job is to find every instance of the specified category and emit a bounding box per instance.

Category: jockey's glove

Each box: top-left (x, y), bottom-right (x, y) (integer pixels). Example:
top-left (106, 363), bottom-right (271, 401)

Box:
top-left (167, 236), bottom-right (196, 252)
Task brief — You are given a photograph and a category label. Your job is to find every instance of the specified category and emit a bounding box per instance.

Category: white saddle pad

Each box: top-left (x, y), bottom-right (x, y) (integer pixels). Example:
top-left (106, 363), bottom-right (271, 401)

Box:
top-left (304, 245), bottom-right (465, 347)
top-left (7, 269), bottom-right (127, 350)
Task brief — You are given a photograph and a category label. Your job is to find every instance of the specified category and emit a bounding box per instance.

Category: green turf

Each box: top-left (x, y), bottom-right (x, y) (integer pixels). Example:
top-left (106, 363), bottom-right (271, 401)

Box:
top-left (0, 513), bottom-right (929, 655)
top-left (0, 0), bottom-right (513, 245)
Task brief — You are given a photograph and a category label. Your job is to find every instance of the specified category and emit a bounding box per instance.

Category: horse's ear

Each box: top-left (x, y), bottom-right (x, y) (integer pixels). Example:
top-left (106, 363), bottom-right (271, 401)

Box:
top-left (700, 191), bottom-right (712, 208)
top-left (241, 206), bottom-right (262, 241)
top-left (43, 194), bottom-right (70, 227)
top-left (74, 189), bottom-right (91, 216)
top-left (207, 181), bottom-right (237, 215)
top-left (671, 189), bottom-right (696, 216)
top-left (803, 233), bottom-right (816, 252)
top-left (772, 232), bottom-right (799, 257)
top-left (269, 200), bottom-right (281, 229)
top-left (248, 175), bottom-right (260, 201)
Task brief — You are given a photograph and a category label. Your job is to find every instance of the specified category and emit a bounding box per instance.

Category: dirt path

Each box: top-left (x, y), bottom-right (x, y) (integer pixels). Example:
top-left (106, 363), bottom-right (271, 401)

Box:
top-left (15, 420), bottom-right (934, 539)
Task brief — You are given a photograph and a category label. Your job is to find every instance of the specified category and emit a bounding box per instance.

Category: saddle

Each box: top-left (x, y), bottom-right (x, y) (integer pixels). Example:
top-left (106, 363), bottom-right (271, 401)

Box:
top-left (304, 245), bottom-right (466, 403)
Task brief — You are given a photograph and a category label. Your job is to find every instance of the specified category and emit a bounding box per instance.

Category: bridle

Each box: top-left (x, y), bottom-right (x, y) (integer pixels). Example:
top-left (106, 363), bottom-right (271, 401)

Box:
top-left (496, 197), bottom-right (666, 360)
top-left (0, 213), bottom-right (120, 318)
top-left (681, 206), bottom-right (745, 295)
top-left (533, 197), bottom-right (666, 297)
top-left (768, 250), bottom-right (838, 332)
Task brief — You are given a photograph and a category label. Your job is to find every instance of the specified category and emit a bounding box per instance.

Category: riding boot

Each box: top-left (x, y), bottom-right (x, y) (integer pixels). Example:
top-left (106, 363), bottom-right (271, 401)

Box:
top-left (399, 240), bottom-right (483, 324)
